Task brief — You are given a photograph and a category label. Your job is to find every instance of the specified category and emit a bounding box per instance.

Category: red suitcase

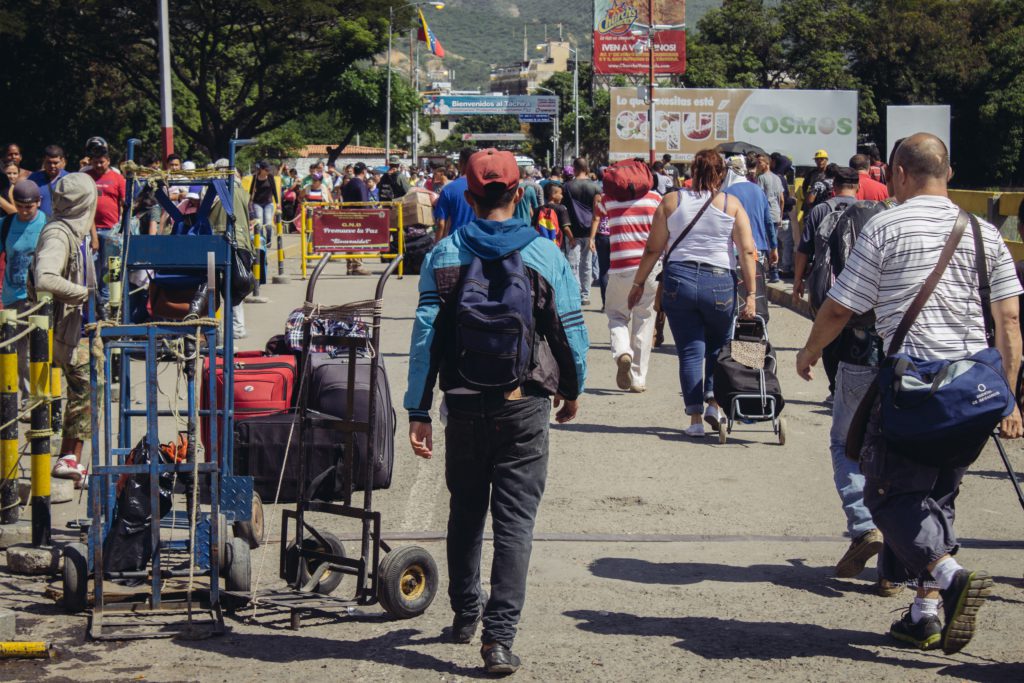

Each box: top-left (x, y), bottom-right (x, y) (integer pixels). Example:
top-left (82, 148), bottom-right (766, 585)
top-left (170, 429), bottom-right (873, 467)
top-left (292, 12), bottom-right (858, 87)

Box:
top-left (201, 350), bottom-right (297, 461)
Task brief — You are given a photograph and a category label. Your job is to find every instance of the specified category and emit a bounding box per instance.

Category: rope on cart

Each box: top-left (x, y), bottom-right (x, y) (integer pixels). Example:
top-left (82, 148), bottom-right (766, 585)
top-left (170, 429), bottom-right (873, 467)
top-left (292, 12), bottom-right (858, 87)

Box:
top-left (247, 357), bottom-right (312, 617)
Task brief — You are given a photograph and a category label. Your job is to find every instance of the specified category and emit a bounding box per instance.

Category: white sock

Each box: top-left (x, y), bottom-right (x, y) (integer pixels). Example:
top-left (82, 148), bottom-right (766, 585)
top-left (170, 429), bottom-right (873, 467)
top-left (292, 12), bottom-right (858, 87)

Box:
top-left (910, 597), bottom-right (940, 623)
top-left (931, 557), bottom-right (963, 591)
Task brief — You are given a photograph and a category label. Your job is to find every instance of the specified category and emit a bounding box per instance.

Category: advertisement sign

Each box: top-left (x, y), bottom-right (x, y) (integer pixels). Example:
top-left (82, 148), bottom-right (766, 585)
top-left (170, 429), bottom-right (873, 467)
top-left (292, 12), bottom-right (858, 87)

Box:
top-left (593, 0), bottom-right (686, 75)
top-left (310, 207), bottom-right (391, 253)
top-left (609, 87), bottom-right (858, 163)
top-left (422, 95), bottom-right (559, 117)
top-left (887, 105), bottom-right (951, 159)
top-left (519, 114), bottom-right (553, 123)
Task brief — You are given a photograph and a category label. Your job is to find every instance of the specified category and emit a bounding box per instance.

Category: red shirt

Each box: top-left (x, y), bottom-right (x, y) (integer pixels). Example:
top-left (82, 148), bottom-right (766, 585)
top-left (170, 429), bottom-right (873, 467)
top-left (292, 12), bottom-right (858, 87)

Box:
top-left (603, 191), bottom-right (662, 274)
top-left (856, 172), bottom-right (889, 202)
top-left (87, 169), bottom-right (126, 230)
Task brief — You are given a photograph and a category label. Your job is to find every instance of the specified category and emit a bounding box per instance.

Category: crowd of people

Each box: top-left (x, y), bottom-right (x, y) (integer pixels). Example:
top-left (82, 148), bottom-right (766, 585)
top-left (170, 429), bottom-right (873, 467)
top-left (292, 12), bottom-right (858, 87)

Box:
top-left (2, 133), bottom-right (1018, 675)
top-left (404, 138), bottom-right (1020, 674)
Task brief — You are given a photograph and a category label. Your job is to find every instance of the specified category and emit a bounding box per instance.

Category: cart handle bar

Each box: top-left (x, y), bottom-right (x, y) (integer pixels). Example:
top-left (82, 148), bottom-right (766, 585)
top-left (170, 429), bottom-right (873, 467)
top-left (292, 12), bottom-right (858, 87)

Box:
top-left (305, 254), bottom-right (404, 304)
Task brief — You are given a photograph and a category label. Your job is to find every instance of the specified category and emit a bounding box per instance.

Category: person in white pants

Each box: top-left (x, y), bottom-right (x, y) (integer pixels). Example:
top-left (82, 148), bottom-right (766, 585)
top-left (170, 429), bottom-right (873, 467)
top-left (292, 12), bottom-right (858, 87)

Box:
top-left (598, 166), bottom-right (664, 392)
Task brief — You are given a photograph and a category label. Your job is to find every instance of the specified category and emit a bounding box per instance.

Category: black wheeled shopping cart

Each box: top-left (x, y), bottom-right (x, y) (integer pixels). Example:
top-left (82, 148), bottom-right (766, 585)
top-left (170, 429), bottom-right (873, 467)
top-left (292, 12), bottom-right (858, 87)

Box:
top-left (712, 315), bottom-right (787, 445)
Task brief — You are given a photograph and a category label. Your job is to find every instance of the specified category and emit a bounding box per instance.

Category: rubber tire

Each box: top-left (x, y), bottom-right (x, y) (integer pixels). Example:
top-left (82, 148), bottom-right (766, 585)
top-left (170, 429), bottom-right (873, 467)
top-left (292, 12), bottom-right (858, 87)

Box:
top-left (63, 542), bottom-right (88, 614)
top-left (718, 421), bottom-right (727, 445)
top-left (286, 531), bottom-right (345, 595)
top-left (377, 545), bottom-right (438, 620)
top-left (233, 492), bottom-right (266, 549)
top-left (222, 537), bottom-right (252, 611)
top-left (778, 416), bottom-right (788, 446)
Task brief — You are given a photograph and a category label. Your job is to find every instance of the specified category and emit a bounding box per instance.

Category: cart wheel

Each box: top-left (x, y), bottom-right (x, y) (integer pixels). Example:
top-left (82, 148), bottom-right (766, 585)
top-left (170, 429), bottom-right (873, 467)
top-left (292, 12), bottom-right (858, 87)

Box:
top-left (63, 542), bottom-right (88, 613)
top-left (222, 537), bottom-right (252, 611)
top-left (286, 531), bottom-right (345, 595)
top-left (778, 417), bottom-right (788, 446)
top-left (377, 545), bottom-right (438, 620)
top-left (233, 492), bottom-right (266, 549)
top-left (718, 421), bottom-right (727, 445)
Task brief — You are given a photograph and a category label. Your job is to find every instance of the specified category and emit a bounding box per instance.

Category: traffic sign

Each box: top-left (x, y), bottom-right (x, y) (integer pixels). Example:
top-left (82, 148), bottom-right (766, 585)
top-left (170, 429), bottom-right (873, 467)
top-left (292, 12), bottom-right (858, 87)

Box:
top-left (461, 133), bottom-right (529, 142)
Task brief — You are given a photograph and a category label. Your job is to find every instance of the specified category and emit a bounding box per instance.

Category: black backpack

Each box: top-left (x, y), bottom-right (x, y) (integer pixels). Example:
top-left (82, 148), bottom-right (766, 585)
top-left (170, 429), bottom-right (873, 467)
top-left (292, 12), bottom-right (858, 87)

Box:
top-left (377, 174), bottom-right (396, 202)
top-left (807, 200), bottom-right (887, 319)
top-left (454, 248), bottom-right (536, 391)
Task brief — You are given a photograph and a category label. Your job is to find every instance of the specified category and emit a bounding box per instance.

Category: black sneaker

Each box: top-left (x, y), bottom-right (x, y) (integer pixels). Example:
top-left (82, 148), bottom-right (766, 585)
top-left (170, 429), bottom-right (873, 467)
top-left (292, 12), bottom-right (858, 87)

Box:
top-left (889, 610), bottom-right (941, 650)
top-left (481, 643), bottom-right (520, 675)
top-left (451, 591), bottom-right (487, 644)
top-left (940, 568), bottom-right (993, 654)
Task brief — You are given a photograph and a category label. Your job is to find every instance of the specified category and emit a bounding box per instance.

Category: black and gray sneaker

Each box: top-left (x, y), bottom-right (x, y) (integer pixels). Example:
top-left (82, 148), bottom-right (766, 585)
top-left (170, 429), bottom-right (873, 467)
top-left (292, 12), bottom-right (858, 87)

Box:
top-left (889, 610), bottom-right (941, 650)
top-left (451, 591), bottom-right (487, 644)
top-left (940, 568), bottom-right (993, 654)
top-left (481, 643), bottom-right (521, 675)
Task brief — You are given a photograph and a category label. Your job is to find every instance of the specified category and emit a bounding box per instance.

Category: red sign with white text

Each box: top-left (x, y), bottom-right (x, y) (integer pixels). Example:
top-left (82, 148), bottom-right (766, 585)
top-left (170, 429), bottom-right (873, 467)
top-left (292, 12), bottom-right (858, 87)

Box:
top-left (593, 0), bottom-right (686, 75)
top-left (311, 207), bottom-right (391, 252)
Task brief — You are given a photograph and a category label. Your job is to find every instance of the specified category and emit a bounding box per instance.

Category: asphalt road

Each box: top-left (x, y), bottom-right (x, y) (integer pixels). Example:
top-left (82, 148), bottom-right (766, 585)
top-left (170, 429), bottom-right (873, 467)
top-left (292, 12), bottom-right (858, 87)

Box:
top-left (2, 245), bottom-right (1023, 682)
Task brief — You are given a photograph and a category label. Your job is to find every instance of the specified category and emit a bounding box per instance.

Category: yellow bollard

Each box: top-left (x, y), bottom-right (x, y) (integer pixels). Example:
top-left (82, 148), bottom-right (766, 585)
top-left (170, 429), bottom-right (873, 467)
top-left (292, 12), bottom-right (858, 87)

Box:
top-left (0, 642), bottom-right (53, 659)
top-left (28, 310), bottom-right (51, 547)
top-left (0, 310), bottom-right (19, 525)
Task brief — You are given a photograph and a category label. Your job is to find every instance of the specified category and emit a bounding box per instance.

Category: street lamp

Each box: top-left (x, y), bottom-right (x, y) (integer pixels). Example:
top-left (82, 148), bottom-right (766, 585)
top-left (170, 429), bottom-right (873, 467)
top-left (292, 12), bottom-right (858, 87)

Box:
top-left (537, 41), bottom-right (580, 160)
top-left (632, 2), bottom-right (685, 165)
top-left (535, 85), bottom-right (561, 168)
top-left (386, 2), bottom-right (444, 168)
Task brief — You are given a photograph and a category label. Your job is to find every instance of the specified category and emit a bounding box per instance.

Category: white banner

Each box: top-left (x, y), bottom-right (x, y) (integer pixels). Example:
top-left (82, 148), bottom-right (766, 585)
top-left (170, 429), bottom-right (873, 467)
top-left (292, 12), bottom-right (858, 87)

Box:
top-left (610, 88), bottom-right (858, 164)
top-left (887, 105), bottom-right (951, 160)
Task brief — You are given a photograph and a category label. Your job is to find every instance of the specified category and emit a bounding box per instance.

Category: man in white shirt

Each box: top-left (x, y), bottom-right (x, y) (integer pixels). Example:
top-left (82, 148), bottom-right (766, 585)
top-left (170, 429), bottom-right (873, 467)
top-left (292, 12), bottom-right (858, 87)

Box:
top-left (796, 134), bottom-right (1022, 654)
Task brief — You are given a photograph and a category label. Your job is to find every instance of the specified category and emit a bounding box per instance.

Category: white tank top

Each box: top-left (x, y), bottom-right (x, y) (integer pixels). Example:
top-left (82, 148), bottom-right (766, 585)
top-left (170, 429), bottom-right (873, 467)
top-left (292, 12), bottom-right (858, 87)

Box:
top-left (665, 190), bottom-right (735, 270)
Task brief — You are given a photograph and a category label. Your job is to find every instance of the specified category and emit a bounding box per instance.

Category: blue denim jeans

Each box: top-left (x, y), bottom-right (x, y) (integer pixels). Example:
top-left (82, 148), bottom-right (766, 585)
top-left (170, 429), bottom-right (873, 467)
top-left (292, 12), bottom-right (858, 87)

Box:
top-left (251, 202), bottom-right (275, 246)
top-left (565, 237), bottom-right (593, 302)
top-left (830, 362), bottom-right (877, 538)
top-left (94, 228), bottom-right (111, 305)
top-left (660, 261), bottom-right (736, 414)
top-left (443, 393), bottom-right (550, 648)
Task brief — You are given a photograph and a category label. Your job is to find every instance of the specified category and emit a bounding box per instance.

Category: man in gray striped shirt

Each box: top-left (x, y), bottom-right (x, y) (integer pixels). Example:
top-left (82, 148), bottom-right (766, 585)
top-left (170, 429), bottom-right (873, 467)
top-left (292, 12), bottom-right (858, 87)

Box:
top-left (796, 134), bottom-right (1023, 654)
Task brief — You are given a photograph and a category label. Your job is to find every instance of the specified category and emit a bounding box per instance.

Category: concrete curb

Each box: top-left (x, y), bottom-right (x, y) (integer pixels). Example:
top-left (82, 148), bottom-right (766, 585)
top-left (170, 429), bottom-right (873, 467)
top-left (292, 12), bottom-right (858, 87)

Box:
top-left (766, 281), bottom-right (812, 320)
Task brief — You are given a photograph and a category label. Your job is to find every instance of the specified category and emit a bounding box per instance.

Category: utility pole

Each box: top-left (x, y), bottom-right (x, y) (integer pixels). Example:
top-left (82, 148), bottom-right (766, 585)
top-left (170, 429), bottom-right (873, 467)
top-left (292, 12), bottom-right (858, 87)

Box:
top-left (648, 0), bottom-right (656, 165)
top-left (385, 5), bottom-right (393, 163)
top-left (158, 0), bottom-right (174, 159)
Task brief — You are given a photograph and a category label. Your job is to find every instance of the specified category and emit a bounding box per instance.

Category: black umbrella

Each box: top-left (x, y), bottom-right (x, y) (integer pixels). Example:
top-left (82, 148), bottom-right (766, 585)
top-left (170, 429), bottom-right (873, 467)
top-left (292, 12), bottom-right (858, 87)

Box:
top-left (717, 141), bottom-right (767, 156)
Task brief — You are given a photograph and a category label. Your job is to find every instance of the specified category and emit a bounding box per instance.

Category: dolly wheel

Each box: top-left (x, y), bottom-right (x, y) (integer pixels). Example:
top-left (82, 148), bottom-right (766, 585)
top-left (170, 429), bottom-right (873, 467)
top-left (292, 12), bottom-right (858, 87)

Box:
top-left (778, 417), bottom-right (788, 446)
top-left (377, 546), bottom-right (438, 620)
top-left (223, 537), bottom-right (252, 611)
top-left (286, 531), bottom-right (345, 595)
top-left (63, 542), bottom-right (88, 613)
top-left (718, 421), bottom-right (728, 445)
top-left (233, 492), bottom-right (266, 549)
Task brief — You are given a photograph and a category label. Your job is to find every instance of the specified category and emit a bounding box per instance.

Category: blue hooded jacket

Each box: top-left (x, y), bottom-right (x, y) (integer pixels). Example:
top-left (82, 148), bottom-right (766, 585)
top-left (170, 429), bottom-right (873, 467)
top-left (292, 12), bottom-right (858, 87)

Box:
top-left (405, 217), bottom-right (588, 422)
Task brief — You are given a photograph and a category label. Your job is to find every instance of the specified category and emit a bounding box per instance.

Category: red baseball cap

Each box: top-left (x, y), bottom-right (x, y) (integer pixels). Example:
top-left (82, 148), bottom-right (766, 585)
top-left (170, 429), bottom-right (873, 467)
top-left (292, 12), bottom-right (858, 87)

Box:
top-left (465, 148), bottom-right (520, 196)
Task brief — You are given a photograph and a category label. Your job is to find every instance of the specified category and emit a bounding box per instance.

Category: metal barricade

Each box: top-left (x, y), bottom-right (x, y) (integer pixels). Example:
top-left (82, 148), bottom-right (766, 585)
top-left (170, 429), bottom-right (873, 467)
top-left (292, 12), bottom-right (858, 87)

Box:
top-left (299, 201), bottom-right (405, 279)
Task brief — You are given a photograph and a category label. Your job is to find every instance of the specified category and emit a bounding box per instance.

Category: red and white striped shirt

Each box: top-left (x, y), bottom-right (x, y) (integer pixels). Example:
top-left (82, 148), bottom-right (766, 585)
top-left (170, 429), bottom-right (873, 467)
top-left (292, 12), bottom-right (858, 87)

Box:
top-left (603, 191), bottom-right (662, 273)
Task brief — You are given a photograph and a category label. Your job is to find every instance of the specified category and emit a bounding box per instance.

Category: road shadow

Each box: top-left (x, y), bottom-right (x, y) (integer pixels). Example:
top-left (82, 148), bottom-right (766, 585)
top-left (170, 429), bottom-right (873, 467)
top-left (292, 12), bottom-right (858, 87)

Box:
top-left (555, 422), bottom-right (770, 447)
top-left (935, 661), bottom-right (1024, 682)
top-left (588, 557), bottom-right (875, 599)
top-left (564, 610), bottom-right (937, 668)
top-left (175, 627), bottom-right (490, 678)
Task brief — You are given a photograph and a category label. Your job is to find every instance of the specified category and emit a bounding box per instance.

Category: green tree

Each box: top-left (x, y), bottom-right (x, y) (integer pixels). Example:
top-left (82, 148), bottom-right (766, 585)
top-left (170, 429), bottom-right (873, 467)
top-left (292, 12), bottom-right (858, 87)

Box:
top-left (1, 1), bottom-right (420, 159)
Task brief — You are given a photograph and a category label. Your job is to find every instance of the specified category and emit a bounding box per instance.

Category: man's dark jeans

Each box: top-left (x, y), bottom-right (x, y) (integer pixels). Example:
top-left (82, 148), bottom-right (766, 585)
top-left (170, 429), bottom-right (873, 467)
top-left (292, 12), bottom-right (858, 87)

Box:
top-left (443, 392), bottom-right (550, 648)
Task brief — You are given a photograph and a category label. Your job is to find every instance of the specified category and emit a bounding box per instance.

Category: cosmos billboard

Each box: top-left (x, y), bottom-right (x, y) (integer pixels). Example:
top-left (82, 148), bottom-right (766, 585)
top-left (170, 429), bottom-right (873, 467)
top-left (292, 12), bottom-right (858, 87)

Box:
top-left (593, 0), bottom-right (686, 75)
top-left (610, 87), bottom-right (859, 163)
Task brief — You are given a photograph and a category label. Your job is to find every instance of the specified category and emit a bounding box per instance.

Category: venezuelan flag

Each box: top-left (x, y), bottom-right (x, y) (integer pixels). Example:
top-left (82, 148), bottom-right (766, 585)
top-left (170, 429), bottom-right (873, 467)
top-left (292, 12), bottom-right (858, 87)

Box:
top-left (417, 8), bottom-right (445, 58)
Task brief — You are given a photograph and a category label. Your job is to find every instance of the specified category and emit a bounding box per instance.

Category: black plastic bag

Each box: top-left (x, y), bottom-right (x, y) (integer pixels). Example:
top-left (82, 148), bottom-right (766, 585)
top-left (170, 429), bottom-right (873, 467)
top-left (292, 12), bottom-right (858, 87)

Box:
top-left (102, 437), bottom-right (174, 574)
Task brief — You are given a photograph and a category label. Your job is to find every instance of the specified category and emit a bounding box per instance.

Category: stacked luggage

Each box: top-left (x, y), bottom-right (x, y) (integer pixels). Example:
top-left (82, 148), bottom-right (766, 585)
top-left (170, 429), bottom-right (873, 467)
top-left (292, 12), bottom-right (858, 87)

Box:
top-left (200, 309), bottom-right (396, 503)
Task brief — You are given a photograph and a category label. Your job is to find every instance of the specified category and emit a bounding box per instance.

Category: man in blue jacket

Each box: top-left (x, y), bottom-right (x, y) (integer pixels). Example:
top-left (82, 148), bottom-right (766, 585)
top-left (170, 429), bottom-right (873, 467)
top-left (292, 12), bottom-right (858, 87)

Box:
top-left (405, 148), bottom-right (588, 675)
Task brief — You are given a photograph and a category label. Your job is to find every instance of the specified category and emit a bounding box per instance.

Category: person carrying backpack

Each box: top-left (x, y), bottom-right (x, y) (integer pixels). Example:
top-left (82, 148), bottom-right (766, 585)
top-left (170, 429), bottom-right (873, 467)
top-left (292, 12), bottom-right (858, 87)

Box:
top-left (561, 157), bottom-right (601, 306)
top-left (796, 134), bottom-right (1023, 654)
top-left (804, 193), bottom-right (899, 594)
top-left (404, 148), bottom-right (588, 675)
top-left (793, 166), bottom-right (862, 399)
top-left (532, 182), bottom-right (571, 247)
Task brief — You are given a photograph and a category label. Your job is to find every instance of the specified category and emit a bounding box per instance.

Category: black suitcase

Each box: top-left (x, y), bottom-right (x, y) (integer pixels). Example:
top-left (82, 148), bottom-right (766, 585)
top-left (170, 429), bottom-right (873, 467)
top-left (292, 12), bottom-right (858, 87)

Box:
top-left (234, 411), bottom-right (345, 503)
top-left (306, 352), bottom-right (396, 491)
